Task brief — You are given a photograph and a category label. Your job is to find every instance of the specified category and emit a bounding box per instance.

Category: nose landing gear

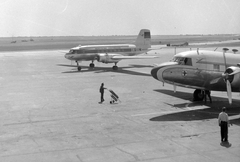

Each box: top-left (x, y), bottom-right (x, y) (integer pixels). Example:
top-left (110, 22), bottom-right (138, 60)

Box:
top-left (89, 63), bottom-right (95, 68)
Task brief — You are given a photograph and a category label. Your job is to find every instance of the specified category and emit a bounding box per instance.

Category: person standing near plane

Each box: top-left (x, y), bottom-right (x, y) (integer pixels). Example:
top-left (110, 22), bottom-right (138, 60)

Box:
top-left (99, 83), bottom-right (107, 103)
top-left (218, 107), bottom-right (230, 142)
top-left (204, 90), bottom-right (212, 103)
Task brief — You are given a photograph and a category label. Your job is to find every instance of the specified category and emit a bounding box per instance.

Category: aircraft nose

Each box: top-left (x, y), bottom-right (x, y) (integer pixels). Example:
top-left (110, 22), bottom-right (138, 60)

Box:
top-left (64, 53), bottom-right (69, 59)
top-left (151, 66), bottom-right (161, 80)
top-left (151, 62), bottom-right (178, 81)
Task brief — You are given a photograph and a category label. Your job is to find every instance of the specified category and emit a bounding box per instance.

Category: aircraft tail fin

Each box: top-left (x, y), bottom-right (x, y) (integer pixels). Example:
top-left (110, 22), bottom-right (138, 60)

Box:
top-left (135, 29), bottom-right (151, 50)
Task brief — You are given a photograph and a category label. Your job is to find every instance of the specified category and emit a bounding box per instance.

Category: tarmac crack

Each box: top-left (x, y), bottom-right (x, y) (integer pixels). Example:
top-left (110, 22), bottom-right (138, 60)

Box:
top-left (115, 146), bottom-right (140, 161)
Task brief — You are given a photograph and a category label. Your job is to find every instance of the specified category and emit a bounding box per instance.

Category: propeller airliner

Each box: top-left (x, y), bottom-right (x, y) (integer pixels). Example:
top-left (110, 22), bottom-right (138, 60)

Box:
top-left (64, 29), bottom-right (157, 71)
top-left (151, 48), bottom-right (240, 104)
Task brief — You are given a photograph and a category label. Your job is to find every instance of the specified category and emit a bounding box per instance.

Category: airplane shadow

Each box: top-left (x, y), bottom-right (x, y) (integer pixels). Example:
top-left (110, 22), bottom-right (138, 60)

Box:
top-left (57, 64), bottom-right (152, 77)
top-left (151, 89), bottom-right (240, 125)
top-left (154, 89), bottom-right (240, 107)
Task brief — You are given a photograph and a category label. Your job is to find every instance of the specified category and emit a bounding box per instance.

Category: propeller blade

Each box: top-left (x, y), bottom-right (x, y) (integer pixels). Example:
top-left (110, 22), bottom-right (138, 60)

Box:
top-left (226, 80), bottom-right (232, 104)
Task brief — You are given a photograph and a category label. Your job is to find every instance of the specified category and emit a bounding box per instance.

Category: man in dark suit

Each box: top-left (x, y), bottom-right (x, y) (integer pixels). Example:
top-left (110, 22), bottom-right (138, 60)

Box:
top-left (99, 83), bottom-right (107, 103)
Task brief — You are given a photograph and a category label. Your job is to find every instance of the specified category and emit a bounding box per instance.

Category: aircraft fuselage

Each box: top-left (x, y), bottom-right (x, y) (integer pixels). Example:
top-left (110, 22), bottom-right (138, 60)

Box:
top-left (151, 50), bottom-right (240, 92)
top-left (65, 44), bottom-right (149, 61)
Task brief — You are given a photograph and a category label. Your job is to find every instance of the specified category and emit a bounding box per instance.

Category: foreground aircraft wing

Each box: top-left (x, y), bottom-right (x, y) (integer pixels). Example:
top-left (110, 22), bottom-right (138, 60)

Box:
top-left (111, 55), bottom-right (158, 60)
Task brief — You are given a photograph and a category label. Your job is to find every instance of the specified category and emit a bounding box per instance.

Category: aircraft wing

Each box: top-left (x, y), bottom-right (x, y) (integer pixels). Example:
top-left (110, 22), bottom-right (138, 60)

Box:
top-left (111, 55), bottom-right (158, 60)
top-left (59, 50), bottom-right (68, 53)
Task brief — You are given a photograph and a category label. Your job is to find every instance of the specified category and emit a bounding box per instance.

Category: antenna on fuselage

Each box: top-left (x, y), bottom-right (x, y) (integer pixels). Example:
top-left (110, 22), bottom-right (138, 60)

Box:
top-left (232, 49), bottom-right (238, 54)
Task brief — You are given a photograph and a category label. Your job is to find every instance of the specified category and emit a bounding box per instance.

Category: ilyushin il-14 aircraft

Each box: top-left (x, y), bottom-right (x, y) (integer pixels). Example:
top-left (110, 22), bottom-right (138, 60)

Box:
top-left (151, 48), bottom-right (240, 104)
top-left (64, 29), bottom-right (157, 71)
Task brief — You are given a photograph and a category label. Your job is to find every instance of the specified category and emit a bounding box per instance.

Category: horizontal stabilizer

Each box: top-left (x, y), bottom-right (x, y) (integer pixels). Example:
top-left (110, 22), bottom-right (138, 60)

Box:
top-left (57, 64), bottom-right (78, 67)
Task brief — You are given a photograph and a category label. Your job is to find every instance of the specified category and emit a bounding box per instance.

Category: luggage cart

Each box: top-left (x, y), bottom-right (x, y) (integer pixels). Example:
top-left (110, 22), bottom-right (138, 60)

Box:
top-left (108, 89), bottom-right (120, 104)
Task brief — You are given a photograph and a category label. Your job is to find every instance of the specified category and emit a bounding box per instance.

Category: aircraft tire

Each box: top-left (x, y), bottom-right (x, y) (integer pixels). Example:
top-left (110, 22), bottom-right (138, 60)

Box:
top-left (113, 66), bottom-right (118, 70)
top-left (90, 63), bottom-right (95, 68)
top-left (193, 89), bottom-right (204, 101)
top-left (77, 67), bottom-right (81, 71)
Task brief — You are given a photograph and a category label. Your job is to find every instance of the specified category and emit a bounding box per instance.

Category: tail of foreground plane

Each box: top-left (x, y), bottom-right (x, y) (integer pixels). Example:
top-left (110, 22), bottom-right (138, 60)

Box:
top-left (135, 29), bottom-right (151, 50)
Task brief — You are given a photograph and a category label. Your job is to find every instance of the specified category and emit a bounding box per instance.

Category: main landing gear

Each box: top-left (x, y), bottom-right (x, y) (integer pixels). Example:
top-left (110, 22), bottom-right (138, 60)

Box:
top-left (75, 61), bottom-right (95, 71)
top-left (193, 89), bottom-right (204, 101)
top-left (112, 63), bottom-right (118, 70)
top-left (76, 61), bottom-right (81, 71)
top-left (89, 62), bottom-right (95, 68)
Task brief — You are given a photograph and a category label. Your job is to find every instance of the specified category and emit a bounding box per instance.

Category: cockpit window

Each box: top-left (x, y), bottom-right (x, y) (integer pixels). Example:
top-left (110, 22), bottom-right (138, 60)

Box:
top-left (69, 50), bottom-right (73, 54)
top-left (172, 57), bottom-right (192, 66)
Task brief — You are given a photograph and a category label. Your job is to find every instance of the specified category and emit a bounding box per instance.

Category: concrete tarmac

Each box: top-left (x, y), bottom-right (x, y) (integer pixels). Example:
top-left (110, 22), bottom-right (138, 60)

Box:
top-left (0, 47), bottom-right (240, 162)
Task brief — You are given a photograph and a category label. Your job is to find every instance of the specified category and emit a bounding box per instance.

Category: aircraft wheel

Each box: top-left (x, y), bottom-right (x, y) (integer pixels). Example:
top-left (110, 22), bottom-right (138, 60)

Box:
top-left (77, 67), bottom-right (82, 71)
top-left (193, 89), bottom-right (204, 101)
top-left (113, 66), bottom-right (118, 70)
top-left (89, 63), bottom-right (95, 68)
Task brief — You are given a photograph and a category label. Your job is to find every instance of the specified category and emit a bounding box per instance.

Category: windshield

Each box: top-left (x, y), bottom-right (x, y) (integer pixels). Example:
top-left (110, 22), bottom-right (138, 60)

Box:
top-left (172, 57), bottom-right (185, 64)
top-left (69, 50), bottom-right (74, 54)
top-left (172, 57), bottom-right (192, 66)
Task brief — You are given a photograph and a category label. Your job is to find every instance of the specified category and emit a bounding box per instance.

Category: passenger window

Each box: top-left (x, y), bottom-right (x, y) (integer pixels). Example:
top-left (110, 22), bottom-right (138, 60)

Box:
top-left (213, 64), bottom-right (220, 71)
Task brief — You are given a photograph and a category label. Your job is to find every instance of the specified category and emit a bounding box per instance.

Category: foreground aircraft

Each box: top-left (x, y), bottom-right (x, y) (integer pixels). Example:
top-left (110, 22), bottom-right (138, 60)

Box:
top-left (64, 29), bottom-right (157, 71)
top-left (151, 48), bottom-right (240, 104)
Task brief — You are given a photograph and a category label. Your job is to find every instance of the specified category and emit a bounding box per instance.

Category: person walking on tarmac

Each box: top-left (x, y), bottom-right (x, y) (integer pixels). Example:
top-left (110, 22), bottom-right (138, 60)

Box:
top-left (218, 107), bottom-right (230, 142)
top-left (99, 83), bottom-right (107, 103)
top-left (204, 90), bottom-right (212, 103)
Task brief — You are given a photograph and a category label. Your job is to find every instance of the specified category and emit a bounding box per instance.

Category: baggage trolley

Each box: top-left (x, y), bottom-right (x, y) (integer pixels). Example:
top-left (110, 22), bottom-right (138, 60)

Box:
top-left (108, 89), bottom-right (120, 104)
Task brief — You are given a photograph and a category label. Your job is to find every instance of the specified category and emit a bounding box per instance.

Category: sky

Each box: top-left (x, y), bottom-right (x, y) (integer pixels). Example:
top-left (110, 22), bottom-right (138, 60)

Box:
top-left (1, 0), bottom-right (240, 37)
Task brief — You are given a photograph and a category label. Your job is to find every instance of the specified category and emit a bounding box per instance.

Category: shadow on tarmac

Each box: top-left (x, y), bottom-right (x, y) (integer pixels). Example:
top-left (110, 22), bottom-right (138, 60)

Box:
top-left (57, 64), bottom-right (152, 77)
top-left (151, 89), bottom-right (240, 124)
top-left (154, 89), bottom-right (240, 107)
top-left (150, 107), bottom-right (240, 122)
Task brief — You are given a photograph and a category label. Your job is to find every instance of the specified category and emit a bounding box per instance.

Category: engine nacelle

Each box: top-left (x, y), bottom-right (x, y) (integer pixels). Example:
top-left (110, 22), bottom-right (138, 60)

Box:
top-left (225, 66), bottom-right (240, 88)
top-left (97, 54), bottom-right (119, 63)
